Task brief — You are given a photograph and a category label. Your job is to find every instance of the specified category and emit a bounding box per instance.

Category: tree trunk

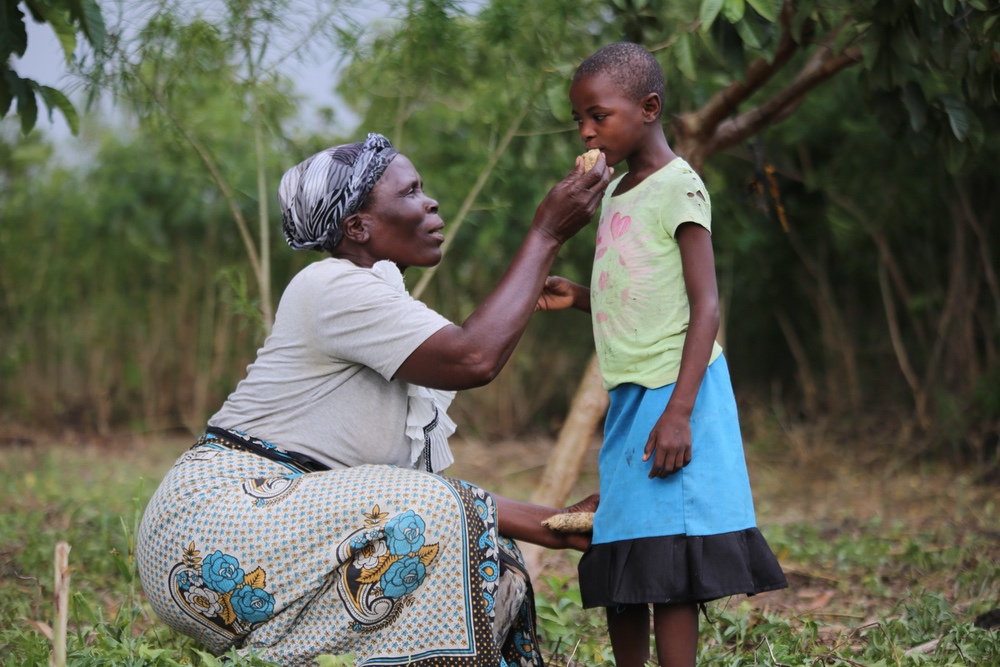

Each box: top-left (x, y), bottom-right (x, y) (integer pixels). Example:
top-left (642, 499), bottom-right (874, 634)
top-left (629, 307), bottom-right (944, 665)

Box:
top-left (521, 354), bottom-right (607, 578)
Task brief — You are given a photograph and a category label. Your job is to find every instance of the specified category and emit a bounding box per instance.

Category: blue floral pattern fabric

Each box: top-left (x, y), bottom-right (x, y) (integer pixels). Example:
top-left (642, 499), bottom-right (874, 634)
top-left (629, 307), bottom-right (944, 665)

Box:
top-left (138, 439), bottom-right (541, 667)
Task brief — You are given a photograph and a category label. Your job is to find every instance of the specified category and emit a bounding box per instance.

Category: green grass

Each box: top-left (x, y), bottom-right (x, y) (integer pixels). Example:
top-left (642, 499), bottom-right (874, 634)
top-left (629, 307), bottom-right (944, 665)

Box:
top-left (2, 435), bottom-right (998, 666)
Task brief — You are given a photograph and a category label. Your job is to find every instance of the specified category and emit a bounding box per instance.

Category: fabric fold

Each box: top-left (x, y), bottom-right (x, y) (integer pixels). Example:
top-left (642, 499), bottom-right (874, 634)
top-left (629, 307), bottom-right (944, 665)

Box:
top-left (406, 384), bottom-right (457, 473)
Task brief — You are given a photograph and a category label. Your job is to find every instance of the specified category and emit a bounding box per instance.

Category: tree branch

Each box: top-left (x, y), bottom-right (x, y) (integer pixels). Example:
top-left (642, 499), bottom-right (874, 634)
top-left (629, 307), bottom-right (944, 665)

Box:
top-left (710, 44), bottom-right (861, 154)
top-left (690, 0), bottom-right (802, 134)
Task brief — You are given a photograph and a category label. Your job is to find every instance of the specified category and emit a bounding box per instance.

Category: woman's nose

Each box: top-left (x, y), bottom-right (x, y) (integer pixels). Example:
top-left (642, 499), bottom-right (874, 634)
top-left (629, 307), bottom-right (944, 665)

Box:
top-left (426, 197), bottom-right (439, 213)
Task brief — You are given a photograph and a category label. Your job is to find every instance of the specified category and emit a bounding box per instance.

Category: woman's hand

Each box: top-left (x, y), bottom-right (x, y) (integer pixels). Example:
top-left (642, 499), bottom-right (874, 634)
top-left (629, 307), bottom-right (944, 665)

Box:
top-left (551, 493), bottom-right (599, 551)
top-left (535, 276), bottom-right (590, 312)
top-left (491, 492), bottom-right (599, 551)
top-left (562, 492), bottom-right (599, 515)
top-left (531, 153), bottom-right (611, 245)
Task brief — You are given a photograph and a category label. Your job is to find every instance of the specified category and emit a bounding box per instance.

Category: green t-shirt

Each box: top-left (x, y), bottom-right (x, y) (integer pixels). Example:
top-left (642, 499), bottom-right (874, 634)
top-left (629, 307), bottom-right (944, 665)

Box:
top-left (590, 158), bottom-right (723, 390)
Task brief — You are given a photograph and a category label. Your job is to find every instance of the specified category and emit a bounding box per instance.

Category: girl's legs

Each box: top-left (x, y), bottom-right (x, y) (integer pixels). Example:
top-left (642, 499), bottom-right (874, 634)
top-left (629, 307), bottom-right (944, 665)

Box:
top-left (652, 602), bottom-right (699, 667)
top-left (606, 604), bottom-right (651, 667)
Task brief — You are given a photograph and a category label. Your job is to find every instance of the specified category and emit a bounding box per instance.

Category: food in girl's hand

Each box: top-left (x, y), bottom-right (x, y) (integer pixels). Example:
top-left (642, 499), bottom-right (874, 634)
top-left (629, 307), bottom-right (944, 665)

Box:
top-left (542, 511), bottom-right (594, 533)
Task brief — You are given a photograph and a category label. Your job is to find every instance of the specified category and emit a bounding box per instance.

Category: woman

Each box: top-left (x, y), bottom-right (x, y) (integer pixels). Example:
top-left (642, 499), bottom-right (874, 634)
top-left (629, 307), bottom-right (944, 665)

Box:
top-left (137, 133), bottom-right (612, 667)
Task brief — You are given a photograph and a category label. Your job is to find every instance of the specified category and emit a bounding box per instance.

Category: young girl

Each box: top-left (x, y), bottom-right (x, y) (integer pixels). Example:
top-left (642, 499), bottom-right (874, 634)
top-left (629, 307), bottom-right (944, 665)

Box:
top-left (537, 42), bottom-right (787, 667)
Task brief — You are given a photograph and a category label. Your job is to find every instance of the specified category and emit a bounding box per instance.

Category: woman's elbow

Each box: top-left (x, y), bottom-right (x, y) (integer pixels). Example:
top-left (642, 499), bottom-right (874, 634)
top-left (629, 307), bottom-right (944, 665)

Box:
top-left (462, 353), bottom-right (503, 388)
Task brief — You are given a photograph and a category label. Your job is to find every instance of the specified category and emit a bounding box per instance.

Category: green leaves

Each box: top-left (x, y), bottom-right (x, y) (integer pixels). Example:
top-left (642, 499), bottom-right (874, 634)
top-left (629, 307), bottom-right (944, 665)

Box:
top-left (699, 0), bottom-right (725, 31)
top-left (38, 85), bottom-right (80, 135)
top-left (941, 95), bottom-right (969, 142)
top-left (901, 81), bottom-right (927, 132)
top-left (699, 0), bottom-right (780, 75)
top-left (74, 0), bottom-right (106, 51)
top-left (746, 0), bottom-right (779, 22)
top-left (721, 0), bottom-right (744, 24)
top-left (1, 0), bottom-right (106, 134)
top-left (1, 0), bottom-right (29, 59)
top-left (674, 31), bottom-right (697, 80)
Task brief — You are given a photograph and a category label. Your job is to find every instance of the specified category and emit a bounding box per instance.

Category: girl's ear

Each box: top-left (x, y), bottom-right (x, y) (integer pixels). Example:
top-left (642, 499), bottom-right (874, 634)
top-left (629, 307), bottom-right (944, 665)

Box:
top-left (641, 93), bottom-right (662, 122)
top-left (342, 212), bottom-right (371, 244)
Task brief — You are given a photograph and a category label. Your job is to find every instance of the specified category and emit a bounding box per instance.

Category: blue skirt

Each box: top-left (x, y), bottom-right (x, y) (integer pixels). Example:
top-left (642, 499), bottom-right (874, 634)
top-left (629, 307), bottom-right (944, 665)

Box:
top-left (578, 356), bottom-right (787, 607)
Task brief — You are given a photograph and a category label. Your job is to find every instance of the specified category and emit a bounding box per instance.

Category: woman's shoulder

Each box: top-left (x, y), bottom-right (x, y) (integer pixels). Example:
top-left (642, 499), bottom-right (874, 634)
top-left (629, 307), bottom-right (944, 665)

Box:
top-left (283, 258), bottom-right (414, 313)
top-left (290, 258), bottom-right (386, 290)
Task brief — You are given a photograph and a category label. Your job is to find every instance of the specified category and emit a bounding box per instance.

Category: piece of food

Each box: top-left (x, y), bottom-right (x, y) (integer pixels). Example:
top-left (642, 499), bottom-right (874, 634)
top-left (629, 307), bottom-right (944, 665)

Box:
top-left (582, 149), bottom-right (601, 172)
top-left (541, 511), bottom-right (594, 533)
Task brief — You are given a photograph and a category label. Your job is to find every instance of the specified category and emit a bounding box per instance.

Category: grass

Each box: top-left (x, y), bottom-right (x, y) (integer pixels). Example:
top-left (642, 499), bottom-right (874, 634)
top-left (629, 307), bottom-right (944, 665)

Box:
top-left (1, 427), bottom-right (998, 666)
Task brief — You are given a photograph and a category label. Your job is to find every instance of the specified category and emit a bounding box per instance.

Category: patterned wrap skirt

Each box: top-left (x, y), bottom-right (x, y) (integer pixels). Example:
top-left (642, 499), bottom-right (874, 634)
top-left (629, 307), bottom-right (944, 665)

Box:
top-left (137, 435), bottom-right (542, 667)
top-left (578, 356), bottom-right (787, 607)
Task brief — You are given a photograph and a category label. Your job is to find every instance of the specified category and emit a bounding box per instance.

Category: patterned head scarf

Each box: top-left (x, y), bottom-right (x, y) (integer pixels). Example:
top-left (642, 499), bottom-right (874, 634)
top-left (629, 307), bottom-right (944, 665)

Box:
top-left (278, 133), bottom-right (399, 252)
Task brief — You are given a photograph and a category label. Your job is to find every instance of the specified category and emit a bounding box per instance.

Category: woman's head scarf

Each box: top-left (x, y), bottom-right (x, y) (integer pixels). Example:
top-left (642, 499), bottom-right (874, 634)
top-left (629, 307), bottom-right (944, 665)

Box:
top-left (278, 133), bottom-right (399, 252)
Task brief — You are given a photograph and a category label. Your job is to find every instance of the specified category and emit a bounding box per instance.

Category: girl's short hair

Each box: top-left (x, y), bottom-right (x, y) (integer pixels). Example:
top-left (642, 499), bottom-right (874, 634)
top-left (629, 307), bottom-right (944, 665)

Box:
top-left (573, 42), bottom-right (666, 116)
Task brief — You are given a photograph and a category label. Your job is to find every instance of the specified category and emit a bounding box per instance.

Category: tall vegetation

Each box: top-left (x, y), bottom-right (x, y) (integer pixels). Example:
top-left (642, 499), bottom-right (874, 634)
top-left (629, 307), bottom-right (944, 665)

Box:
top-left (1, 0), bottom-right (998, 467)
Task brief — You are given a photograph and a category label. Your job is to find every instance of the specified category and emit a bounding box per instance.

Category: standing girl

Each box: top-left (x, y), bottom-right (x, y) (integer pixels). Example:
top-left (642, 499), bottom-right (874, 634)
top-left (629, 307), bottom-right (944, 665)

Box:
top-left (537, 42), bottom-right (787, 667)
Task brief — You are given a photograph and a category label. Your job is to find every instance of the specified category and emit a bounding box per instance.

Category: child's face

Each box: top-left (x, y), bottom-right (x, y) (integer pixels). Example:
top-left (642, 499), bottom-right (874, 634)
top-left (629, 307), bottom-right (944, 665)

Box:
top-left (570, 72), bottom-right (649, 168)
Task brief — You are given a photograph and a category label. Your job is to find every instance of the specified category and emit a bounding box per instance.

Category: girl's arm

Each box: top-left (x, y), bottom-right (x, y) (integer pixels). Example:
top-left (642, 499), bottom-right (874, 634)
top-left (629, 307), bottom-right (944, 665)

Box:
top-left (643, 222), bottom-right (720, 478)
top-left (492, 492), bottom-right (599, 551)
top-left (535, 276), bottom-right (591, 313)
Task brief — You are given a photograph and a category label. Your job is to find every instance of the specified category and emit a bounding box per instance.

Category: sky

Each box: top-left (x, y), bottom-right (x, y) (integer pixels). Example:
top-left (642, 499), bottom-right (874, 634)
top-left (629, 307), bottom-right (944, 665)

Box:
top-left (12, 4), bottom-right (360, 145)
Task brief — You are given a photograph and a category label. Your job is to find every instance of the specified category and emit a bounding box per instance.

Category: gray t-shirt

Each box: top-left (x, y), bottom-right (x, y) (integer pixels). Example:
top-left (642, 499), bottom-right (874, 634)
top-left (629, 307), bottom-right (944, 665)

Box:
top-left (209, 258), bottom-right (452, 470)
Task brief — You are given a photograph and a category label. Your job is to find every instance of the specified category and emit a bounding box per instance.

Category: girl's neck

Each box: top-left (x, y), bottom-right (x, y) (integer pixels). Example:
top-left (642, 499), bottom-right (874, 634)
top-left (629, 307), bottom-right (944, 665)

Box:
top-left (616, 138), bottom-right (677, 196)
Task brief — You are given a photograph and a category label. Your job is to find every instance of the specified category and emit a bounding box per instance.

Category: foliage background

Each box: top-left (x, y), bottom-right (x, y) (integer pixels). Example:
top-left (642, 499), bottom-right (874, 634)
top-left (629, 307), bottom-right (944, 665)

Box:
top-left (1, 2), bottom-right (999, 664)
top-left (2, 0), bottom-right (998, 454)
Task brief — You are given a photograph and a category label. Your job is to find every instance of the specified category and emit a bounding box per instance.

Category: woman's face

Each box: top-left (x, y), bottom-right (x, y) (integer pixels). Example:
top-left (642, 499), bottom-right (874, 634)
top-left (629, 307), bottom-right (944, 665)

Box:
top-left (364, 155), bottom-right (445, 271)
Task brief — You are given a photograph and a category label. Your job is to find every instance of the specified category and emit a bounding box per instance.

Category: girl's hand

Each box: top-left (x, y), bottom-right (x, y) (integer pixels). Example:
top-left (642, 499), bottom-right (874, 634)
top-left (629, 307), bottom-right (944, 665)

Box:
top-left (536, 276), bottom-right (578, 311)
top-left (643, 406), bottom-right (692, 478)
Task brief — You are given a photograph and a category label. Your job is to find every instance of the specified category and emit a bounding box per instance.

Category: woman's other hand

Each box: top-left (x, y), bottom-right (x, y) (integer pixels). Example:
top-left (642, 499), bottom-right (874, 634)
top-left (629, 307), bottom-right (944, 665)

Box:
top-left (554, 493), bottom-right (599, 551)
top-left (492, 493), bottom-right (599, 551)
top-left (531, 153), bottom-right (611, 245)
top-left (562, 492), bottom-right (599, 515)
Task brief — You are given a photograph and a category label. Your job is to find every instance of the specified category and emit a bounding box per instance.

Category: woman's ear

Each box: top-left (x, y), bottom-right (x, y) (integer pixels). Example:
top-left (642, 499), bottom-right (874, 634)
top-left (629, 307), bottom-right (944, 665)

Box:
top-left (342, 212), bottom-right (371, 244)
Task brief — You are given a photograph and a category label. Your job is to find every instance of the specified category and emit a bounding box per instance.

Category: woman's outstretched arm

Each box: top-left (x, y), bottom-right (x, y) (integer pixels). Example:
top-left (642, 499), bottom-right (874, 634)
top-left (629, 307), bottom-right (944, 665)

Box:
top-left (491, 492), bottom-right (599, 551)
top-left (394, 156), bottom-right (611, 391)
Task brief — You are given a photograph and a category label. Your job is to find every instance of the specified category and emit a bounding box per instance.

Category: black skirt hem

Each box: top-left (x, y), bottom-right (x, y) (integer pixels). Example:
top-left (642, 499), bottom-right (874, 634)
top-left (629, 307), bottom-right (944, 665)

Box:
top-left (578, 527), bottom-right (788, 608)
